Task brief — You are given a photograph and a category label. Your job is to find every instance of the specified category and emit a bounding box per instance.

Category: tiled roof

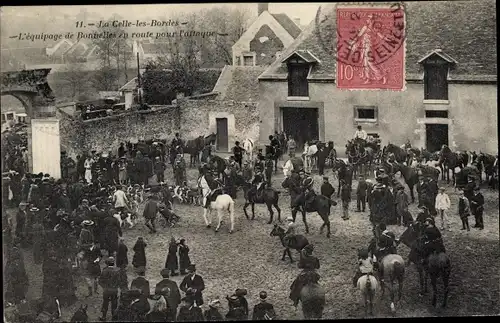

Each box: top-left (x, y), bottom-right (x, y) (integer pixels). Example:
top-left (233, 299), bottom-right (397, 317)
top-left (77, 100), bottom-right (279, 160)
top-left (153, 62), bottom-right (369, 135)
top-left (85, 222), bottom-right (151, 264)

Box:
top-left (271, 13), bottom-right (302, 39)
top-left (216, 66), bottom-right (267, 102)
top-left (260, 1), bottom-right (497, 81)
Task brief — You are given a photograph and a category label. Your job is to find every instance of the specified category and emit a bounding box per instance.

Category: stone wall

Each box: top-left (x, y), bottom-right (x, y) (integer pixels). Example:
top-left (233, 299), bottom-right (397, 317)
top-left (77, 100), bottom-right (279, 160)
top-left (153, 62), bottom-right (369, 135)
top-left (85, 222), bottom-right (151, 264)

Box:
top-left (179, 98), bottom-right (260, 151)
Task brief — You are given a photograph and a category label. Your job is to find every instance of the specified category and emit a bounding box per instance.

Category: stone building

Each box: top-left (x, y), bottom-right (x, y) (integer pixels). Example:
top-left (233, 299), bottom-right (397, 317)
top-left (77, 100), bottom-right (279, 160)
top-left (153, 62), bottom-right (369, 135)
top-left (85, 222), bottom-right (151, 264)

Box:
top-left (257, 1), bottom-right (497, 154)
top-left (232, 3), bottom-right (303, 66)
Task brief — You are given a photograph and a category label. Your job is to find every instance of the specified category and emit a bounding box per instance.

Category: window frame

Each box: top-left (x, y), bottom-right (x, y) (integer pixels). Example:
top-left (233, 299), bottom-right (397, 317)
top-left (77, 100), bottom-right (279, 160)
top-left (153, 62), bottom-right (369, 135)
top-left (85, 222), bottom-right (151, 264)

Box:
top-left (287, 62), bottom-right (310, 98)
top-left (242, 53), bottom-right (256, 66)
top-left (423, 61), bottom-right (449, 100)
top-left (353, 105), bottom-right (378, 124)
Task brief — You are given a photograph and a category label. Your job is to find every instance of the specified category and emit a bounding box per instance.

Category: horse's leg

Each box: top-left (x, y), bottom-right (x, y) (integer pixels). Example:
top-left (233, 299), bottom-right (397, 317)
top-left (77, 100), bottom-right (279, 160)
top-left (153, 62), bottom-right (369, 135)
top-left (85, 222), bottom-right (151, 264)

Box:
top-left (418, 266), bottom-right (425, 296)
top-left (291, 208), bottom-right (298, 222)
top-left (423, 267), bottom-right (429, 293)
top-left (202, 208), bottom-right (211, 228)
top-left (243, 202), bottom-right (250, 219)
top-left (215, 209), bottom-right (223, 232)
top-left (442, 269), bottom-right (450, 308)
top-left (431, 275), bottom-right (438, 307)
top-left (409, 184), bottom-right (415, 203)
top-left (287, 248), bottom-right (294, 263)
top-left (251, 203), bottom-right (256, 220)
top-left (326, 220), bottom-right (331, 238)
top-left (302, 210), bottom-right (309, 234)
top-left (126, 215), bottom-right (134, 228)
top-left (266, 203), bottom-right (274, 224)
top-left (274, 203), bottom-right (281, 223)
top-left (389, 280), bottom-right (396, 314)
top-left (398, 275), bottom-right (403, 301)
top-left (281, 248), bottom-right (287, 261)
top-left (229, 204), bottom-right (234, 233)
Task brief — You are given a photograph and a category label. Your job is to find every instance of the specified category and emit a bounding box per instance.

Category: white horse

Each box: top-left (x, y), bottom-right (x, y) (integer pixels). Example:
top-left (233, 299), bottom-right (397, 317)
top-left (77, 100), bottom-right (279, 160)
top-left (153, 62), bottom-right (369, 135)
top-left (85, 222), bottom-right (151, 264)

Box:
top-left (243, 138), bottom-right (255, 162)
top-left (283, 159), bottom-right (295, 177)
top-left (198, 175), bottom-right (236, 233)
top-left (302, 143), bottom-right (318, 173)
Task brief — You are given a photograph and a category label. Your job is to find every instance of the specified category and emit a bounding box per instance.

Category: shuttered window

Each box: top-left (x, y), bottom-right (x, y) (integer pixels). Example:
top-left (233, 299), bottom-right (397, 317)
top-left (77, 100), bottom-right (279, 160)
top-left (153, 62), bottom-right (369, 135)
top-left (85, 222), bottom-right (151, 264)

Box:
top-left (287, 63), bottom-right (309, 97)
top-left (424, 64), bottom-right (449, 100)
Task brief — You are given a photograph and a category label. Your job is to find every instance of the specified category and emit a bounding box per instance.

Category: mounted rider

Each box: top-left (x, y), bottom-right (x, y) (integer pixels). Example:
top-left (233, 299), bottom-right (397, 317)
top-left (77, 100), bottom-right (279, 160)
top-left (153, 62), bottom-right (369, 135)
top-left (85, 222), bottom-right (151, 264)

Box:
top-left (250, 168), bottom-right (266, 199)
top-left (269, 134), bottom-right (281, 157)
top-left (353, 125), bottom-right (368, 147)
top-left (203, 169), bottom-right (224, 208)
top-left (283, 216), bottom-right (298, 247)
top-left (374, 223), bottom-right (398, 281)
top-left (290, 243), bottom-right (320, 307)
top-left (352, 247), bottom-right (374, 287)
top-left (302, 174), bottom-right (316, 210)
top-left (421, 217), bottom-right (446, 264)
top-left (254, 149), bottom-right (265, 172)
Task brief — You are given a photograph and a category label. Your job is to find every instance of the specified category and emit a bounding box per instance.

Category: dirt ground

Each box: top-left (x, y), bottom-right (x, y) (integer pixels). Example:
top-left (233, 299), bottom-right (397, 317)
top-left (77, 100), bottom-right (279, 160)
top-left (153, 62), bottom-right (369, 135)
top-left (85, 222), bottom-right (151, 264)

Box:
top-left (6, 158), bottom-right (500, 320)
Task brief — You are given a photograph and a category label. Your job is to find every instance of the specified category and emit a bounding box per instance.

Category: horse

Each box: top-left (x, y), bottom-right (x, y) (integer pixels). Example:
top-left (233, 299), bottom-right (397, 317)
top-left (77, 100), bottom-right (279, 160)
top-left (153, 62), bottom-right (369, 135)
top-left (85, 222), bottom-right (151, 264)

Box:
top-left (198, 175), bottom-right (236, 233)
top-left (185, 133), bottom-right (217, 167)
top-left (378, 254), bottom-right (405, 314)
top-left (439, 146), bottom-right (468, 184)
top-left (299, 282), bottom-right (326, 319)
top-left (357, 273), bottom-right (379, 317)
top-left (382, 143), bottom-right (408, 163)
top-left (346, 140), bottom-right (360, 176)
top-left (331, 159), bottom-right (354, 197)
top-left (269, 224), bottom-right (309, 262)
top-left (392, 162), bottom-right (427, 203)
top-left (242, 138), bottom-right (255, 162)
top-left (281, 177), bottom-right (338, 238)
top-left (477, 152), bottom-right (497, 185)
top-left (236, 176), bottom-right (281, 223)
top-left (70, 304), bottom-right (88, 322)
top-left (399, 224), bottom-right (451, 308)
top-left (209, 155), bottom-right (228, 179)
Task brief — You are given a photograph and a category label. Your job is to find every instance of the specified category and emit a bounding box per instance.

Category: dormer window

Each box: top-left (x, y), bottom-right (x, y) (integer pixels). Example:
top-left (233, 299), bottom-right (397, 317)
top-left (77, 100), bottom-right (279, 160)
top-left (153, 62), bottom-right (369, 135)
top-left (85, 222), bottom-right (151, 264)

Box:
top-left (282, 50), bottom-right (320, 98)
top-left (419, 49), bottom-right (457, 101)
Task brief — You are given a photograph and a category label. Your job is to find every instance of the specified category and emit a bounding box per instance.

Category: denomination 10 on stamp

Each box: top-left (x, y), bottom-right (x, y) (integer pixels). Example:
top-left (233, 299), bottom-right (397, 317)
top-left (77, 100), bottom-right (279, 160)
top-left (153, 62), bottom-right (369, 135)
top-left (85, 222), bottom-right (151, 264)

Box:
top-left (336, 5), bottom-right (406, 90)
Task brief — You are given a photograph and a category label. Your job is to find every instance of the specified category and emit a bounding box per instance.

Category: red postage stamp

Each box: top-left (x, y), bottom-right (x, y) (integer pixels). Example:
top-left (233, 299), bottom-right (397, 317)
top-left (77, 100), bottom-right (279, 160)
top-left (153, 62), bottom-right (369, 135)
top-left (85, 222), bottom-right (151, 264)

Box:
top-left (336, 5), bottom-right (406, 90)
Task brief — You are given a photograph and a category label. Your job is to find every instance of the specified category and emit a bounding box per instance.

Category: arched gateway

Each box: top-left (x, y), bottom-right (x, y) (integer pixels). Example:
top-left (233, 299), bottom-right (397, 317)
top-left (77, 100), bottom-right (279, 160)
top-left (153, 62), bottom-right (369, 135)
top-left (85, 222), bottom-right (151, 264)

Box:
top-left (1, 69), bottom-right (56, 173)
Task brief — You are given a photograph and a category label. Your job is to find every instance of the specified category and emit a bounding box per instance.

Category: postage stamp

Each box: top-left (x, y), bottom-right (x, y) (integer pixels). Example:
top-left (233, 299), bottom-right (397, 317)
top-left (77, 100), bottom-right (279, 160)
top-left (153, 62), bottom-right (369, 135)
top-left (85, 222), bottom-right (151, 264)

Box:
top-left (336, 4), bottom-right (406, 90)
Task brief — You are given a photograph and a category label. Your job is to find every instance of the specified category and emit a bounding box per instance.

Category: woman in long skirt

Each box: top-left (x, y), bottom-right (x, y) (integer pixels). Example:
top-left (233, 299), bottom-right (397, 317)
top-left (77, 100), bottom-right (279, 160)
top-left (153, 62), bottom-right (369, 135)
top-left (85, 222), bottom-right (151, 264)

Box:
top-left (165, 237), bottom-right (179, 276)
top-left (178, 239), bottom-right (191, 275)
top-left (132, 237), bottom-right (147, 273)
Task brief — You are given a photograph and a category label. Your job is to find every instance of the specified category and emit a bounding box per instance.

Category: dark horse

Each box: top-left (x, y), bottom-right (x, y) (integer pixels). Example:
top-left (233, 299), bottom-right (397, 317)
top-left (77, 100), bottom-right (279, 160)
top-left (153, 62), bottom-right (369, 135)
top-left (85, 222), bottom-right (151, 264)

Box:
top-left (393, 162), bottom-right (440, 203)
top-left (439, 146), bottom-right (468, 184)
top-left (269, 224), bottom-right (309, 262)
top-left (235, 175), bottom-right (282, 223)
top-left (346, 140), bottom-right (376, 177)
top-left (382, 143), bottom-right (407, 163)
top-left (209, 155), bottom-right (228, 179)
top-left (331, 159), bottom-right (354, 197)
top-left (477, 152), bottom-right (497, 186)
top-left (281, 177), bottom-right (338, 238)
top-left (399, 223), bottom-right (451, 308)
top-left (184, 133), bottom-right (216, 167)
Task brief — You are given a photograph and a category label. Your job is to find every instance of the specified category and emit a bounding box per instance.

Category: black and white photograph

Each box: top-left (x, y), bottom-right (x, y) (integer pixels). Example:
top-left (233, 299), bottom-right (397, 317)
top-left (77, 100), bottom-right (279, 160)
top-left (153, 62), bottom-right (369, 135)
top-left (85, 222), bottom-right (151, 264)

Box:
top-left (1, 2), bottom-right (498, 321)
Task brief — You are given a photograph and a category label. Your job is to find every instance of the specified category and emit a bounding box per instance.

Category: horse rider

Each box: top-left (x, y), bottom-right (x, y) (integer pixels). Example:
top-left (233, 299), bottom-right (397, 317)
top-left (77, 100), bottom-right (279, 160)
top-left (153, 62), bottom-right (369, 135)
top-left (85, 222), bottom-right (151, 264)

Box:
top-left (374, 223), bottom-right (398, 281)
top-left (250, 169), bottom-right (266, 200)
top-left (289, 244), bottom-right (320, 308)
top-left (369, 177), bottom-right (390, 226)
top-left (352, 247), bottom-right (375, 287)
top-left (241, 160), bottom-right (253, 182)
top-left (302, 174), bottom-right (316, 210)
top-left (269, 134), bottom-right (281, 156)
top-left (204, 170), bottom-right (224, 208)
top-left (254, 151), bottom-right (265, 173)
top-left (377, 169), bottom-right (390, 186)
top-left (353, 125), bottom-right (368, 146)
top-left (421, 217), bottom-right (446, 264)
top-left (283, 216), bottom-right (298, 247)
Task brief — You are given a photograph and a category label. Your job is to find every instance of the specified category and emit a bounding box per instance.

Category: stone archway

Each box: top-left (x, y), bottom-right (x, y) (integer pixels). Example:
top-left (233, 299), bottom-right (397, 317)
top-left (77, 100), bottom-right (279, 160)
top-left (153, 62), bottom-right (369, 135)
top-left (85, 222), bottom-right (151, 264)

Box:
top-left (1, 69), bottom-right (56, 171)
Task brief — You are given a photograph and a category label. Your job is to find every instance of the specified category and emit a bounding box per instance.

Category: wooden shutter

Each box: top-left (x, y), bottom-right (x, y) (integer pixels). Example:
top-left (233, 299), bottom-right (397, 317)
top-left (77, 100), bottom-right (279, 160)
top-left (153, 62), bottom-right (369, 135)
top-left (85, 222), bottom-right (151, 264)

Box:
top-left (288, 64), bottom-right (309, 96)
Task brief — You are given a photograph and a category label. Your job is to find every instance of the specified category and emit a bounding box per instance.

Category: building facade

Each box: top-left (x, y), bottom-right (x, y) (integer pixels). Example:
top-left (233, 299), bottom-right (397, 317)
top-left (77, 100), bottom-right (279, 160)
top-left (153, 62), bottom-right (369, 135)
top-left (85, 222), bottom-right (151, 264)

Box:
top-left (257, 1), bottom-right (497, 155)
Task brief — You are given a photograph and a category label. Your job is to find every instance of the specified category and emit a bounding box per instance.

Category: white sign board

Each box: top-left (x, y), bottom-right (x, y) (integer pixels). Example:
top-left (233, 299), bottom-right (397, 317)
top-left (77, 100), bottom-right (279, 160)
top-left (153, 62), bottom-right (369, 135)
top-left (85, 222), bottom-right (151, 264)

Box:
top-left (31, 119), bottom-right (61, 179)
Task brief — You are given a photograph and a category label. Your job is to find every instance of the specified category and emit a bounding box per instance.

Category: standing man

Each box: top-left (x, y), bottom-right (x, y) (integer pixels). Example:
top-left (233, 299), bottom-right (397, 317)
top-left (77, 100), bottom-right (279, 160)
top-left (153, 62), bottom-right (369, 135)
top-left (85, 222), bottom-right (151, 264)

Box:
top-left (264, 154), bottom-right (274, 186)
top-left (174, 154), bottom-right (186, 186)
top-left (317, 143), bottom-right (329, 176)
top-left (287, 136), bottom-right (297, 157)
top-left (232, 141), bottom-right (245, 169)
top-left (179, 264), bottom-right (205, 306)
top-left (171, 133), bottom-right (183, 155)
top-left (395, 185), bottom-right (412, 226)
top-left (113, 185), bottom-right (129, 214)
top-left (154, 157), bottom-right (166, 184)
top-left (470, 187), bottom-right (484, 230)
top-left (143, 195), bottom-right (160, 234)
top-left (435, 187), bottom-right (451, 230)
top-left (99, 257), bottom-right (120, 321)
top-left (427, 176), bottom-right (439, 216)
top-left (155, 268), bottom-right (182, 321)
top-left (356, 175), bottom-right (368, 213)
top-left (340, 180), bottom-right (351, 220)
top-left (320, 177), bottom-right (335, 199)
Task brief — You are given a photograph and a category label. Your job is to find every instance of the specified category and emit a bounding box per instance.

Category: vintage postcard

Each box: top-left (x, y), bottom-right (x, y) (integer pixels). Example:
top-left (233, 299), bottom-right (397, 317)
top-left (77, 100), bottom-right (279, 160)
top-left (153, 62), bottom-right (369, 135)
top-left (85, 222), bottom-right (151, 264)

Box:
top-left (1, 2), bottom-right (498, 322)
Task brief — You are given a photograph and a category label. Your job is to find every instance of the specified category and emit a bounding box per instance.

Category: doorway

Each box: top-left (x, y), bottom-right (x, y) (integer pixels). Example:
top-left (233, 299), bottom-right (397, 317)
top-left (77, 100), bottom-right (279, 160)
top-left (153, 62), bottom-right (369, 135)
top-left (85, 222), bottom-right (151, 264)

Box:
top-left (216, 118), bottom-right (228, 151)
top-left (426, 123), bottom-right (448, 152)
top-left (282, 107), bottom-right (319, 151)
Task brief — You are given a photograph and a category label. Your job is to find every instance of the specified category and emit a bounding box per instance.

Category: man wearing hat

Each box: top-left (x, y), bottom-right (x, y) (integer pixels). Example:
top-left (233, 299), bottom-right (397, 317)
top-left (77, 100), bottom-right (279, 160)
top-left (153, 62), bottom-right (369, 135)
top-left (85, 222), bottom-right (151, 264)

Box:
top-left (241, 160), bottom-right (253, 182)
top-left (232, 141), bottom-right (245, 169)
top-left (370, 177), bottom-right (390, 225)
top-left (179, 264), bottom-right (205, 306)
top-left (320, 176), bottom-right (335, 199)
top-left (302, 173), bottom-right (316, 210)
top-left (435, 187), bottom-right (451, 230)
top-left (130, 270), bottom-right (150, 297)
top-left (98, 257), bottom-right (120, 321)
top-left (252, 291), bottom-right (276, 320)
top-left (299, 244), bottom-right (320, 270)
top-left (154, 156), bottom-right (167, 184)
top-left (204, 298), bottom-right (224, 321)
top-left (395, 185), bottom-right (412, 227)
top-left (155, 268), bottom-right (182, 320)
top-left (356, 175), bottom-right (368, 212)
top-left (470, 187), bottom-right (484, 230)
top-left (421, 217), bottom-right (446, 264)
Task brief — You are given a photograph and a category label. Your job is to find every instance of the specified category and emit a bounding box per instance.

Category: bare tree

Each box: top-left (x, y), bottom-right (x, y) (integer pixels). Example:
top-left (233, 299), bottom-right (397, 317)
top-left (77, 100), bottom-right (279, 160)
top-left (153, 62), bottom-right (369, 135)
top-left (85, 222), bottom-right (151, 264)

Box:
top-left (59, 63), bottom-right (89, 99)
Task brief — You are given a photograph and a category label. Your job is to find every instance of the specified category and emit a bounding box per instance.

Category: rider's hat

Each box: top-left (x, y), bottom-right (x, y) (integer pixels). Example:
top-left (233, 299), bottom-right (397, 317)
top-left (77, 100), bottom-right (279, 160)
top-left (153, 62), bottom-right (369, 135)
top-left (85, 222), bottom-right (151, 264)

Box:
top-left (105, 257), bottom-right (115, 265)
top-left (424, 217), bottom-right (435, 225)
top-left (286, 216), bottom-right (294, 222)
top-left (30, 207), bottom-right (39, 212)
top-left (259, 291), bottom-right (268, 300)
top-left (82, 220), bottom-right (94, 226)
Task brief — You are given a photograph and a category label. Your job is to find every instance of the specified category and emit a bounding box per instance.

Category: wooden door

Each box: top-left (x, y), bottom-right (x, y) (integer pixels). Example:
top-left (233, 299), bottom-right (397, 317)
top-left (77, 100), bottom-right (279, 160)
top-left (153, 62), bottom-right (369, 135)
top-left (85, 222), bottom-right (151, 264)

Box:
top-left (216, 118), bottom-right (228, 151)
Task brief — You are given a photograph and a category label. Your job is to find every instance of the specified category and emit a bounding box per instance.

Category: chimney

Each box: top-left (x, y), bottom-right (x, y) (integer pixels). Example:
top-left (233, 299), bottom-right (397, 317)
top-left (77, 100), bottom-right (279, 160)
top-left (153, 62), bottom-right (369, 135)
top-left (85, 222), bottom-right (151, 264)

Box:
top-left (258, 3), bottom-right (269, 16)
top-left (293, 17), bottom-right (301, 27)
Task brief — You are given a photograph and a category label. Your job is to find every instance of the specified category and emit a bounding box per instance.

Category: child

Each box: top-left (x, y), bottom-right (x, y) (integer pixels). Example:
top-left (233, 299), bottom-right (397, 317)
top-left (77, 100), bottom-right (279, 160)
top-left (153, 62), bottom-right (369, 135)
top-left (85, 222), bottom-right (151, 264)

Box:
top-left (435, 187), bottom-right (451, 230)
top-left (178, 239), bottom-right (191, 275)
top-left (132, 237), bottom-right (147, 273)
top-left (340, 180), bottom-right (351, 220)
top-left (352, 248), bottom-right (374, 287)
top-left (458, 190), bottom-right (471, 231)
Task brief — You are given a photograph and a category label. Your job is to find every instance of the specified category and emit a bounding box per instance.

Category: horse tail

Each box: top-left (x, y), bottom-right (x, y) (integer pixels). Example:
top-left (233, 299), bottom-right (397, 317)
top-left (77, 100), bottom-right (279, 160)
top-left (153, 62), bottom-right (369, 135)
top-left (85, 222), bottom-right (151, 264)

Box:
top-left (366, 274), bottom-right (373, 302)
